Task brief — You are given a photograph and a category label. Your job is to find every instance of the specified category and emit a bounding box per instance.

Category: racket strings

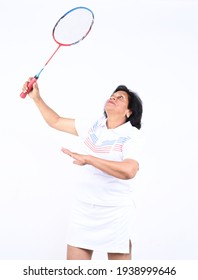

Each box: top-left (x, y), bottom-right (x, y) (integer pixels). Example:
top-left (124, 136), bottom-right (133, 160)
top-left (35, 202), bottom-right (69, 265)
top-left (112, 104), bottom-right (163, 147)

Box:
top-left (53, 8), bottom-right (94, 45)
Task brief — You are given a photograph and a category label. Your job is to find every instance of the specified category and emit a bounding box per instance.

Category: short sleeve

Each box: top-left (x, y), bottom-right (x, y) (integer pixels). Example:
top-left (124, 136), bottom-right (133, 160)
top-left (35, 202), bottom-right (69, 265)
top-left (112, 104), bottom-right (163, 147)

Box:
top-left (75, 116), bottom-right (104, 140)
top-left (122, 129), bottom-right (142, 163)
top-left (75, 118), bottom-right (92, 139)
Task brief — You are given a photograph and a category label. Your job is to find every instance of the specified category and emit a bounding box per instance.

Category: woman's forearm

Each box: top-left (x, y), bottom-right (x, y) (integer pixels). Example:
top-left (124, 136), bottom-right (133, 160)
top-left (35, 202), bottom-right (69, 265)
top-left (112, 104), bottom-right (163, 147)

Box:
top-left (23, 80), bottom-right (77, 135)
top-left (33, 96), bottom-right (60, 127)
top-left (32, 97), bottom-right (77, 135)
top-left (86, 155), bottom-right (139, 180)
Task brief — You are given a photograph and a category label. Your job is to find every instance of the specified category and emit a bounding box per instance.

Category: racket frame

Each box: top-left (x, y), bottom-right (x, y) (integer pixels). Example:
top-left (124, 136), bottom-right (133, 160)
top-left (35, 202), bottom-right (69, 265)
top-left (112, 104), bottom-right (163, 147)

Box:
top-left (20, 6), bottom-right (94, 98)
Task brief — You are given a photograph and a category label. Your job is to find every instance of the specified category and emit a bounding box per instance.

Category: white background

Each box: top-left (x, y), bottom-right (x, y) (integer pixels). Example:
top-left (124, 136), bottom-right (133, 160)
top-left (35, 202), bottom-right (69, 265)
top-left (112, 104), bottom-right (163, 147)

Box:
top-left (0, 0), bottom-right (197, 260)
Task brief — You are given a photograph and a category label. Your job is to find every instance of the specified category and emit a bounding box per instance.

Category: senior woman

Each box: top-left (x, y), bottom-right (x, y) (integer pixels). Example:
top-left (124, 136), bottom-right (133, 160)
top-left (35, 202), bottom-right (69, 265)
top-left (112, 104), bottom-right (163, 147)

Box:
top-left (22, 80), bottom-right (143, 260)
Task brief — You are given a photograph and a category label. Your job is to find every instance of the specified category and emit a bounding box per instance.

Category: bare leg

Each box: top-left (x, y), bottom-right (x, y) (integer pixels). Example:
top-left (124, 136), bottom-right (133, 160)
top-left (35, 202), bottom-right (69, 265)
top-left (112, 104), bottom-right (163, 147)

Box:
top-left (108, 240), bottom-right (132, 260)
top-left (67, 245), bottom-right (93, 260)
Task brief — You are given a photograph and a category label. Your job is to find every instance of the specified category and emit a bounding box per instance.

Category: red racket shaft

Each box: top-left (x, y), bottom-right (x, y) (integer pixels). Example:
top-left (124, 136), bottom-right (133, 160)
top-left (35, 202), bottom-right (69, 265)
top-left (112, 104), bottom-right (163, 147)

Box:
top-left (20, 77), bottom-right (37, 98)
top-left (20, 46), bottom-right (61, 99)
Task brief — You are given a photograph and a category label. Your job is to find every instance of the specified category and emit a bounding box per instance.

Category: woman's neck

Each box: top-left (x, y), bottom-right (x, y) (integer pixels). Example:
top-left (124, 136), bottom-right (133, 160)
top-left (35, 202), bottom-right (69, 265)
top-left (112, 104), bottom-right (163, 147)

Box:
top-left (106, 116), bottom-right (126, 129)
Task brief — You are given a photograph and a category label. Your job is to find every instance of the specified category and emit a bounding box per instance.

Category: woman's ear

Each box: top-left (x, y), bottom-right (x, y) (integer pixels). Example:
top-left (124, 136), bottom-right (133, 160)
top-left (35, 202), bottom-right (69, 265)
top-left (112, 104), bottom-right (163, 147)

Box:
top-left (126, 110), bottom-right (132, 118)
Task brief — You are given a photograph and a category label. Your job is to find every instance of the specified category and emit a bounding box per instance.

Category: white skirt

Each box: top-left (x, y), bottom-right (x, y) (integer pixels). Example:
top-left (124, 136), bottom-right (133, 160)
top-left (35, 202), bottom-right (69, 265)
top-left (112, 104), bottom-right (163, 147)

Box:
top-left (66, 200), bottom-right (136, 253)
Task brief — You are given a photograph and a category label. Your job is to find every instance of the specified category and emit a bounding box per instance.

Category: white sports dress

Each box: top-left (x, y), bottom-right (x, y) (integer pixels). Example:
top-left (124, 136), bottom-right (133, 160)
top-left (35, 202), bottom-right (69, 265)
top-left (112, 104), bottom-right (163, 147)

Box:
top-left (66, 115), bottom-right (141, 253)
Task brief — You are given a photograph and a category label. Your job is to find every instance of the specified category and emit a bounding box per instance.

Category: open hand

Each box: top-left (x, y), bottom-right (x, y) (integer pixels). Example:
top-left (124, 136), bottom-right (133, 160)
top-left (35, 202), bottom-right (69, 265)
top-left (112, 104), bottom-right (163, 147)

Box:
top-left (61, 147), bottom-right (88, 166)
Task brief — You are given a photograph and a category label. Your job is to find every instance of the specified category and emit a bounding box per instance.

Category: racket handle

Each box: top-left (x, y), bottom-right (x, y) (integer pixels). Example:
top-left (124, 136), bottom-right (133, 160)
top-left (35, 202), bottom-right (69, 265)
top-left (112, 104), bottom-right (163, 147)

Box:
top-left (20, 77), bottom-right (37, 98)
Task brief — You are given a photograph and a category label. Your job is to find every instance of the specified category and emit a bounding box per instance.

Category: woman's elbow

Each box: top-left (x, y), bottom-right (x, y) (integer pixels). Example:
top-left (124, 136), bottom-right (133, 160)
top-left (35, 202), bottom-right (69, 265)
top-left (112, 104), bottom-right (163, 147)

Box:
top-left (123, 162), bottom-right (139, 180)
top-left (124, 170), bottom-right (137, 180)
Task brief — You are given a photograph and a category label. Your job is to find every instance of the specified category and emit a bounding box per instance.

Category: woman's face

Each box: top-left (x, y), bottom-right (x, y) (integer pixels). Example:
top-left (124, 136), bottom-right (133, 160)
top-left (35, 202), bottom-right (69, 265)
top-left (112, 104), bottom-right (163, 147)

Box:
top-left (105, 90), bottom-right (132, 118)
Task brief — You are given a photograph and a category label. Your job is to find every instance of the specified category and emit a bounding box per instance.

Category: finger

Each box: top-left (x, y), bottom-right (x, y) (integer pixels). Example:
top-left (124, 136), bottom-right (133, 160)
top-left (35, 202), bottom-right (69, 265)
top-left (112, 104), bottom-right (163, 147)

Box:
top-left (32, 81), bottom-right (38, 89)
top-left (22, 77), bottom-right (33, 92)
top-left (25, 77), bottom-right (33, 85)
top-left (61, 147), bottom-right (69, 153)
top-left (73, 160), bottom-right (83, 165)
top-left (61, 147), bottom-right (72, 156)
top-left (22, 81), bottom-right (29, 92)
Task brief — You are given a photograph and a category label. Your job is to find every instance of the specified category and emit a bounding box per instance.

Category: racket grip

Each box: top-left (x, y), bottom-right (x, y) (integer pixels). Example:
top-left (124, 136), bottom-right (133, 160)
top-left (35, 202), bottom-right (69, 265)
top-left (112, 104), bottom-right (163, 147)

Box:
top-left (20, 77), bottom-right (37, 98)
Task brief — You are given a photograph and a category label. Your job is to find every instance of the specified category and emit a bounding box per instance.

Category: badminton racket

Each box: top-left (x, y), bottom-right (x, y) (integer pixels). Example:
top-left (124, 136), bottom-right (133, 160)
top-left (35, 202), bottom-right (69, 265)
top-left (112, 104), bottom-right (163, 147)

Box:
top-left (20, 6), bottom-right (94, 98)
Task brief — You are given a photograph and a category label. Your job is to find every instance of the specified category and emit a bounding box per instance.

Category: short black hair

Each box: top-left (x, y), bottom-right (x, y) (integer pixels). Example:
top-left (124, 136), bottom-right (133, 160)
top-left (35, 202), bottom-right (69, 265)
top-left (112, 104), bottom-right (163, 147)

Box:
top-left (104, 85), bottom-right (143, 129)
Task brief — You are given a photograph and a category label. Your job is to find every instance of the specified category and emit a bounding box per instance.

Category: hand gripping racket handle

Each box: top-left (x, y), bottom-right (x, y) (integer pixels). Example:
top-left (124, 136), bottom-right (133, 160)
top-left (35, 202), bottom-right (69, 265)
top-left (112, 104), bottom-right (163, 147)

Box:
top-left (20, 77), bottom-right (37, 98)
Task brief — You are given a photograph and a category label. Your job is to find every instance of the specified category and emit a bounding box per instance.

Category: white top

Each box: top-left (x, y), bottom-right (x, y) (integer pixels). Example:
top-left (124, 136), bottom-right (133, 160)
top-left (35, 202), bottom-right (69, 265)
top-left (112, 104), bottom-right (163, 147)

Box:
top-left (74, 115), bottom-right (142, 206)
